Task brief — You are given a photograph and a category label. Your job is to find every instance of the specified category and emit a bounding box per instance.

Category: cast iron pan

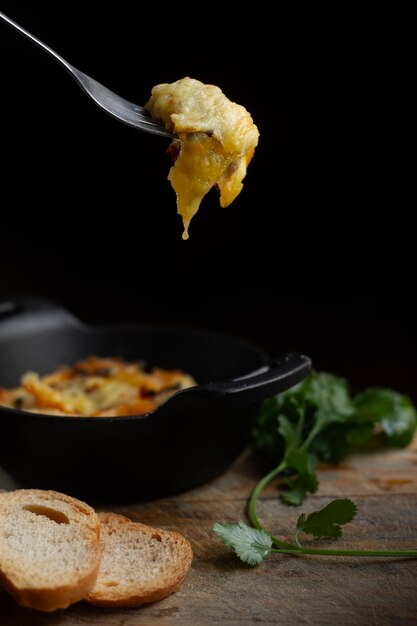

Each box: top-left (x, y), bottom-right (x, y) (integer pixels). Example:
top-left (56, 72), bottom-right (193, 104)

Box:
top-left (0, 296), bottom-right (312, 503)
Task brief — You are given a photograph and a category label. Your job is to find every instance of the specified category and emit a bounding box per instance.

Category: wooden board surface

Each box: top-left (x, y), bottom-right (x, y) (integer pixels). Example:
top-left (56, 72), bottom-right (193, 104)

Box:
top-left (0, 436), bottom-right (416, 625)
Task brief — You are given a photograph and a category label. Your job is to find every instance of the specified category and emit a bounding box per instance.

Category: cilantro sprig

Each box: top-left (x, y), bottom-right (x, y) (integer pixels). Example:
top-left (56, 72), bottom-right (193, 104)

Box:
top-left (251, 371), bottom-right (417, 505)
top-left (214, 498), bottom-right (417, 564)
top-left (213, 370), bottom-right (417, 564)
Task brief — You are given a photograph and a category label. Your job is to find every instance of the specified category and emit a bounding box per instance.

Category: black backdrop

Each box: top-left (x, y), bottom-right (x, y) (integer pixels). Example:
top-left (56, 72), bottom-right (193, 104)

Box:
top-left (0, 3), bottom-right (415, 400)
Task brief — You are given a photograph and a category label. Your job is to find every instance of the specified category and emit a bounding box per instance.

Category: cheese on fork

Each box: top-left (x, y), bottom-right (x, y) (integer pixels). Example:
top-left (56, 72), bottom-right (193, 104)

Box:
top-left (145, 77), bottom-right (259, 239)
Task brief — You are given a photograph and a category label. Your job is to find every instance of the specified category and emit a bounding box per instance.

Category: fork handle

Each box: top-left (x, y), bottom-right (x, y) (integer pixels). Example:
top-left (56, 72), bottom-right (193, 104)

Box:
top-left (0, 11), bottom-right (75, 75)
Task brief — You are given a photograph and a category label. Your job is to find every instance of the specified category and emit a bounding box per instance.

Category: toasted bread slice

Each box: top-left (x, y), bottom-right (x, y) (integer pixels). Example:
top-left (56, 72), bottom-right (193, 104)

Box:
top-left (85, 512), bottom-right (192, 607)
top-left (0, 489), bottom-right (101, 612)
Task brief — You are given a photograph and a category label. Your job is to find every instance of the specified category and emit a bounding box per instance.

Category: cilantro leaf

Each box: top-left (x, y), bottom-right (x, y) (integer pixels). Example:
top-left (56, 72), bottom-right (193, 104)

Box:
top-left (301, 372), bottom-right (355, 444)
top-left (281, 448), bottom-right (318, 506)
top-left (354, 388), bottom-right (417, 447)
top-left (213, 521), bottom-right (273, 565)
top-left (305, 372), bottom-right (354, 422)
top-left (295, 499), bottom-right (357, 543)
top-left (253, 371), bottom-right (356, 466)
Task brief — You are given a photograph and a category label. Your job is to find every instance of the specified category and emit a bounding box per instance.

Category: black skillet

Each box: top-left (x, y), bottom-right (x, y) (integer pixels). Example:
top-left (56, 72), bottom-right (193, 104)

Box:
top-left (0, 296), bottom-right (311, 503)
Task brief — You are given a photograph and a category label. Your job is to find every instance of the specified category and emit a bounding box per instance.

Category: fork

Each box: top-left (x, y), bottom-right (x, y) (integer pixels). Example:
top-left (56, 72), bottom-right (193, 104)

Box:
top-left (0, 11), bottom-right (174, 139)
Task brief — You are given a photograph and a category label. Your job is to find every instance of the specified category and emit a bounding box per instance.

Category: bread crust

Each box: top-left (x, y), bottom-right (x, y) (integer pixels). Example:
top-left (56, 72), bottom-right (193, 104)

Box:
top-left (0, 568), bottom-right (100, 612)
top-left (85, 512), bottom-right (193, 608)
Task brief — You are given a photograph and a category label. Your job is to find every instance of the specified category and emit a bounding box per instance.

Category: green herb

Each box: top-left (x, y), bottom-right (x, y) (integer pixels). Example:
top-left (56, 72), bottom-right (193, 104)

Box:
top-left (213, 370), bottom-right (417, 564)
top-left (214, 498), bottom-right (417, 564)
top-left (252, 371), bottom-right (417, 504)
top-left (294, 498), bottom-right (357, 545)
top-left (212, 521), bottom-right (273, 565)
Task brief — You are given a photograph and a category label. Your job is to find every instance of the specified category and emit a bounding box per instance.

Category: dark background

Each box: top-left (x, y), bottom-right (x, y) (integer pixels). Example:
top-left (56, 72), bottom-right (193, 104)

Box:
top-left (0, 3), bottom-right (415, 399)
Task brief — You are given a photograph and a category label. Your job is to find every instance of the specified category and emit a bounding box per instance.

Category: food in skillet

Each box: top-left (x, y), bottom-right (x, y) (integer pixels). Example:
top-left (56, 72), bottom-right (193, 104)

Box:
top-left (145, 76), bottom-right (259, 240)
top-left (0, 356), bottom-right (196, 417)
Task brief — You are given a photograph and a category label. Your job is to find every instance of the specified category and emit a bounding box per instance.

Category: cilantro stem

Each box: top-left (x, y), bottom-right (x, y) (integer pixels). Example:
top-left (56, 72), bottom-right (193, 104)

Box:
top-left (248, 460), bottom-right (296, 550)
top-left (247, 460), bottom-right (285, 528)
top-left (294, 529), bottom-right (303, 548)
top-left (300, 427), bottom-right (318, 451)
top-left (270, 547), bottom-right (417, 558)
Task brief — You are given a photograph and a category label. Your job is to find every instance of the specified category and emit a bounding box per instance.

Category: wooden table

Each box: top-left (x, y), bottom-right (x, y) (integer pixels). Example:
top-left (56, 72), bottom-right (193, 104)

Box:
top-left (1, 436), bottom-right (416, 625)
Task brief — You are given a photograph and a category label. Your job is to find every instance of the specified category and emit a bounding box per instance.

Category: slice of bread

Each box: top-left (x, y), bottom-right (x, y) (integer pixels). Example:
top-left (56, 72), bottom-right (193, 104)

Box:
top-left (0, 489), bottom-right (101, 612)
top-left (85, 512), bottom-right (193, 608)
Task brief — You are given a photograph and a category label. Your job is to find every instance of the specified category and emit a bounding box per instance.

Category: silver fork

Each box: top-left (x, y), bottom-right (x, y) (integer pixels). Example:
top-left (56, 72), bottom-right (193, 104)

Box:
top-left (0, 11), bottom-right (174, 139)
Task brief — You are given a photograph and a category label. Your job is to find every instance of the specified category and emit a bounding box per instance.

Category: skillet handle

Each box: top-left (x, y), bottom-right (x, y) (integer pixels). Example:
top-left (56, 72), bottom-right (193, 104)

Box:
top-left (180, 352), bottom-right (312, 406)
top-left (0, 295), bottom-right (78, 338)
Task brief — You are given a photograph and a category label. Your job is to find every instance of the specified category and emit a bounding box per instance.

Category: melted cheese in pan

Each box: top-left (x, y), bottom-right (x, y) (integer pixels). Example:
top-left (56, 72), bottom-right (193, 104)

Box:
top-left (145, 77), bottom-right (259, 239)
top-left (0, 356), bottom-right (196, 417)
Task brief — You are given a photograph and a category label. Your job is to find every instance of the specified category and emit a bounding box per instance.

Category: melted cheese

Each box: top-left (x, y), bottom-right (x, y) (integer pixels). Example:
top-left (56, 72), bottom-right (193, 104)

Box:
top-left (0, 356), bottom-right (196, 417)
top-left (145, 77), bottom-right (259, 239)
